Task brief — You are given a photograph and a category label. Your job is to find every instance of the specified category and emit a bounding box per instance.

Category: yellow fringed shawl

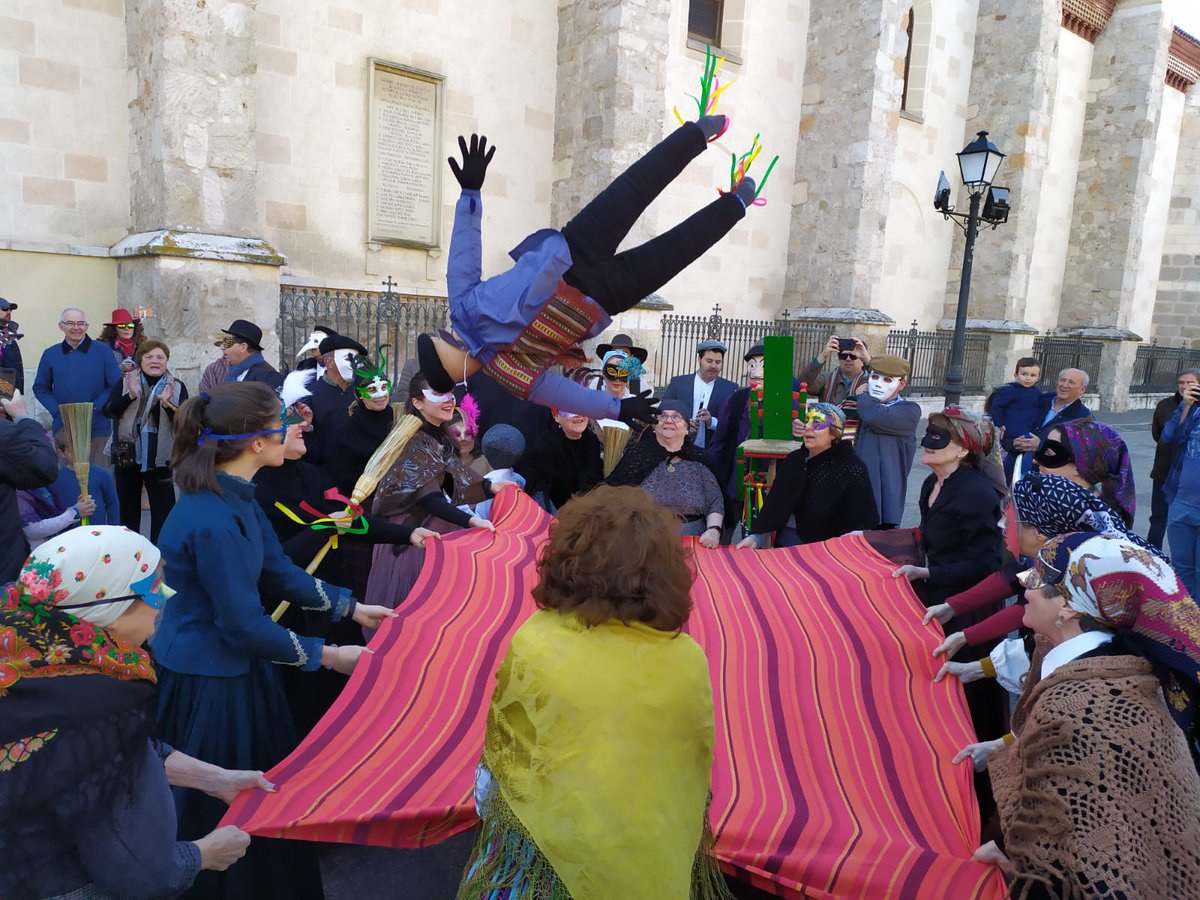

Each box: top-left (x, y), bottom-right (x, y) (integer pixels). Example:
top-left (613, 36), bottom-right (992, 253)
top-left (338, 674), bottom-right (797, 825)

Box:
top-left (482, 609), bottom-right (718, 900)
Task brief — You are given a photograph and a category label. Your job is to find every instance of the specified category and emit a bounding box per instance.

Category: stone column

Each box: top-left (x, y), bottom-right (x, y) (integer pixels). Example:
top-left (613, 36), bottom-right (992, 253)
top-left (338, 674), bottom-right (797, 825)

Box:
top-left (551, 0), bottom-right (670, 233)
top-left (781, 0), bottom-right (908, 323)
top-left (117, 0), bottom-right (282, 389)
top-left (942, 0), bottom-right (1059, 325)
top-left (1058, 0), bottom-right (1173, 409)
top-left (1153, 91), bottom-right (1200, 346)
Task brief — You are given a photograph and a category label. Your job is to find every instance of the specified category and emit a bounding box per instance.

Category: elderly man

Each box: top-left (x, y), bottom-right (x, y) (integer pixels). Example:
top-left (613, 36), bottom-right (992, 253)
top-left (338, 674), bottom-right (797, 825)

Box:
top-left (0, 297), bottom-right (24, 392)
top-left (33, 307), bottom-right (121, 468)
top-left (1012, 367), bottom-right (1091, 481)
top-left (799, 334), bottom-right (872, 442)
top-left (660, 339), bottom-right (738, 449)
top-left (220, 318), bottom-right (282, 388)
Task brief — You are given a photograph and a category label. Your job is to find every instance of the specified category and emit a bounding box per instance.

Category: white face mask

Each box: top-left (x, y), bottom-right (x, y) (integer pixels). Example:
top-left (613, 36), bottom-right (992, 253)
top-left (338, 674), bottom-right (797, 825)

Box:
top-left (746, 357), bottom-right (765, 383)
top-left (867, 372), bottom-right (903, 401)
top-left (333, 349), bottom-right (356, 382)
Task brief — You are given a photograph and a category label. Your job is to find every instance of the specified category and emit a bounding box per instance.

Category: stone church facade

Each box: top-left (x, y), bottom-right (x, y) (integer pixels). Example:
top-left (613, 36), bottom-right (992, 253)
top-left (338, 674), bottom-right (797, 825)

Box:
top-left (1, 0), bottom-right (1197, 409)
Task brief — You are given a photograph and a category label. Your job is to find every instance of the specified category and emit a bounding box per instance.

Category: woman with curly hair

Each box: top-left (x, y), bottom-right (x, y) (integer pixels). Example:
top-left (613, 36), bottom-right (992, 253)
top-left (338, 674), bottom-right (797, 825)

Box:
top-left (97, 308), bottom-right (146, 365)
top-left (458, 485), bottom-right (728, 900)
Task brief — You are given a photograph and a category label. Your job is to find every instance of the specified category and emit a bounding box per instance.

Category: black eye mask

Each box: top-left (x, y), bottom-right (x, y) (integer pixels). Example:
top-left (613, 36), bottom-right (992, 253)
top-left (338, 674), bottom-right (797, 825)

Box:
top-left (1033, 438), bottom-right (1074, 469)
top-left (920, 425), bottom-right (952, 450)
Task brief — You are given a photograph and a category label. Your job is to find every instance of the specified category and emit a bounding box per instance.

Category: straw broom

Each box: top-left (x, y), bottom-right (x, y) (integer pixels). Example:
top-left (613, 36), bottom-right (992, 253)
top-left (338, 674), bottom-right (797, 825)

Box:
top-left (59, 403), bottom-right (94, 526)
top-left (602, 422), bottom-right (632, 478)
top-left (271, 413), bottom-right (425, 622)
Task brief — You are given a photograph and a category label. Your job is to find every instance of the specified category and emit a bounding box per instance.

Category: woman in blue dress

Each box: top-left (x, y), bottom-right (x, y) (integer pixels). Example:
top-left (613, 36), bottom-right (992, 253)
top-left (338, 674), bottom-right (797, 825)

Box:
top-left (152, 382), bottom-right (395, 899)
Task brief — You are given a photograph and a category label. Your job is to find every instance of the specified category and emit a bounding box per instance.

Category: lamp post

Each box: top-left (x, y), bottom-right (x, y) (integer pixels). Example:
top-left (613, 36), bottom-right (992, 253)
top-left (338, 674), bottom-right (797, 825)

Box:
top-left (934, 130), bottom-right (1010, 407)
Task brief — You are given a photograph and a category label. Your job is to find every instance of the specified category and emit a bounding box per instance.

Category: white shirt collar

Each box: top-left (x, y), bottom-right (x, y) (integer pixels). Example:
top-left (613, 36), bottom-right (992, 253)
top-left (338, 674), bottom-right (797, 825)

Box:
top-left (693, 372), bottom-right (713, 412)
top-left (1040, 631), bottom-right (1113, 680)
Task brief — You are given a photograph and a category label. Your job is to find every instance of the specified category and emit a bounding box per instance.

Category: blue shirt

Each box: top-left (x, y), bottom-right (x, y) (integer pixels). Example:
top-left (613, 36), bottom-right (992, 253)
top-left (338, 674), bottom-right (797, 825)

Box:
top-left (152, 471), bottom-right (354, 676)
top-left (54, 464), bottom-right (120, 525)
top-left (33, 336), bottom-right (122, 436)
top-left (1162, 403), bottom-right (1200, 507)
top-left (447, 190), bottom-right (620, 420)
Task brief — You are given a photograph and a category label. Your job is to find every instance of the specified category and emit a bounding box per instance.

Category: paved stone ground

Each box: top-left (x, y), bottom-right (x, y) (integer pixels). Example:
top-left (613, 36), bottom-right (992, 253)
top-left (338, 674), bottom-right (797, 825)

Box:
top-left (304, 409), bottom-right (1164, 899)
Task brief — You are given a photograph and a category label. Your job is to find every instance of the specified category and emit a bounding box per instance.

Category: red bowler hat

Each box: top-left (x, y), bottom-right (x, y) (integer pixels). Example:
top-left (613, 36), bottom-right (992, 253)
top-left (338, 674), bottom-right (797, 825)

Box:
top-left (107, 308), bottom-right (140, 327)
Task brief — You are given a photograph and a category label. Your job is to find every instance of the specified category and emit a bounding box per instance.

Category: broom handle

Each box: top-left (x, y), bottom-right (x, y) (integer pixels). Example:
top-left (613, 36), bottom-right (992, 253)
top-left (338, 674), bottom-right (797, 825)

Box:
top-left (270, 535), bottom-right (336, 622)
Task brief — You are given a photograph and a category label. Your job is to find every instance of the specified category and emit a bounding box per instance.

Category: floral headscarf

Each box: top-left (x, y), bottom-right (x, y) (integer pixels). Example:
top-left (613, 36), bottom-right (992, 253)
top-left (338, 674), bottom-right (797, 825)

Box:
top-left (1, 526), bottom-right (160, 695)
top-left (939, 406), bottom-right (1007, 495)
top-left (1056, 417), bottom-right (1137, 527)
top-left (1031, 532), bottom-right (1200, 755)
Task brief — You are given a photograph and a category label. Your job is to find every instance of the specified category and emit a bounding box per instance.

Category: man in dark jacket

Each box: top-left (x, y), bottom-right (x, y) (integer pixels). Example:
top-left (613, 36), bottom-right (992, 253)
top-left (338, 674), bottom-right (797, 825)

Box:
top-left (303, 333), bottom-right (367, 466)
top-left (1011, 367), bottom-right (1091, 481)
top-left (1, 389), bottom-right (60, 582)
top-left (659, 339), bottom-right (738, 449)
top-left (1150, 368), bottom-right (1200, 549)
top-left (220, 318), bottom-right (283, 388)
top-left (0, 298), bottom-right (23, 393)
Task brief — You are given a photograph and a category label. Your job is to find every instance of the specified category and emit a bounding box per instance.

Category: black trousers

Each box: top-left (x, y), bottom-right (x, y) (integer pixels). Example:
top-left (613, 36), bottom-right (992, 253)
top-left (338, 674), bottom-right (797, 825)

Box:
top-left (1149, 478), bottom-right (1170, 549)
top-left (561, 122), bottom-right (745, 315)
top-left (114, 465), bottom-right (177, 543)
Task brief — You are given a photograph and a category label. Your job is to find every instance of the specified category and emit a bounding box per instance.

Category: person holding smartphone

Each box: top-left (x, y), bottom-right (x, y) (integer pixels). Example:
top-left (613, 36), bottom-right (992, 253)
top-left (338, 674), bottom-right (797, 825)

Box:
top-left (798, 333), bottom-right (872, 443)
top-left (1161, 374), bottom-right (1200, 598)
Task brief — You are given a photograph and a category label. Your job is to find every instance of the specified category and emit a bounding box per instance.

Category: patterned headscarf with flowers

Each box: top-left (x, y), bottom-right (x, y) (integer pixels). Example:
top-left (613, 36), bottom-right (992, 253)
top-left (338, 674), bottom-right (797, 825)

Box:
top-left (1030, 531), bottom-right (1200, 757)
top-left (1, 526), bottom-right (160, 696)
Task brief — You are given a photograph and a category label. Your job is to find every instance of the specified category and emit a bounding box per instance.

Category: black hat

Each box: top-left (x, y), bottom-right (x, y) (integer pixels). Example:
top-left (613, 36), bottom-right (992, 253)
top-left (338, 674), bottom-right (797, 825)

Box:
top-left (317, 334), bottom-right (368, 356)
top-left (416, 332), bottom-right (455, 393)
top-left (0, 298), bottom-right (17, 311)
top-left (596, 332), bottom-right (648, 363)
top-left (222, 319), bottom-right (264, 351)
top-left (744, 341), bottom-right (764, 361)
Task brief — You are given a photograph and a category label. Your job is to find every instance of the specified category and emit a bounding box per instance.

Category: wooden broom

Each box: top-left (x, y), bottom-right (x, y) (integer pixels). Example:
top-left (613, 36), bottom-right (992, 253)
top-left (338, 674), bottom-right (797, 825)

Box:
top-left (59, 403), bottom-right (94, 525)
top-left (271, 413), bottom-right (425, 621)
top-left (602, 422), bottom-right (632, 478)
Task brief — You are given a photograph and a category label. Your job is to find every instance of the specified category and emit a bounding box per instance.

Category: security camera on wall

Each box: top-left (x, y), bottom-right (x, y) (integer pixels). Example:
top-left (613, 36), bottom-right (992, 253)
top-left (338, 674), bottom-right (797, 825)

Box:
top-left (933, 171), bottom-right (951, 213)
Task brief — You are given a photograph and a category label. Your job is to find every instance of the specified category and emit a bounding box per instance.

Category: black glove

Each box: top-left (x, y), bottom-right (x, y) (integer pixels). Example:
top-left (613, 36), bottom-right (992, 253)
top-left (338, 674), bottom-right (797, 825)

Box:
top-left (618, 391), bottom-right (660, 427)
top-left (448, 134), bottom-right (496, 191)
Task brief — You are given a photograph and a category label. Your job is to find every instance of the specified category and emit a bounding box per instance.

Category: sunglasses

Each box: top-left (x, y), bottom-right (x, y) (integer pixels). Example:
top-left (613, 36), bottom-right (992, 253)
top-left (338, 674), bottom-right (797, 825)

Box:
top-left (837, 352), bottom-right (858, 361)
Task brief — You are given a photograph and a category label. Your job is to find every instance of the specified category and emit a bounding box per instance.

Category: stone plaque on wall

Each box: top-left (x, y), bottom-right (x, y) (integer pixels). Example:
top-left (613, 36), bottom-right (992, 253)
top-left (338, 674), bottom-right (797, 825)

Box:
top-left (368, 60), bottom-right (444, 249)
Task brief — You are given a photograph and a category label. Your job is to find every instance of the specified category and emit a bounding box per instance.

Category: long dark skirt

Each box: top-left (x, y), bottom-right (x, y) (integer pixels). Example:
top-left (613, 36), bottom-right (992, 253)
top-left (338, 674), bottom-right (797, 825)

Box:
top-left (156, 659), bottom-right (324, 900)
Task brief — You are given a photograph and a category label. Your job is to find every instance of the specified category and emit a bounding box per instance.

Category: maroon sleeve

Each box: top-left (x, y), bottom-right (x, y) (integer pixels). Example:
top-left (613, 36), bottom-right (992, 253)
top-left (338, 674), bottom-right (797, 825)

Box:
top-left (962, 603), bottom-right (1025, 647)
top-left (946, 570), bottom-right (1018, 616)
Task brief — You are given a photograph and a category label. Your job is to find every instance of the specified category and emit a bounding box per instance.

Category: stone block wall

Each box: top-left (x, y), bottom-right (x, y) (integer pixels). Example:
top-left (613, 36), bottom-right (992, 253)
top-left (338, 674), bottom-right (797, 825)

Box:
top-left (880, 0), bottom-right (978, 329)
top-left (253, 0), bottom-right (559, 294)
top-left (1154, 91), bottom-right (1200, 345)
top-left (0, 0), bottom-right (129, 247)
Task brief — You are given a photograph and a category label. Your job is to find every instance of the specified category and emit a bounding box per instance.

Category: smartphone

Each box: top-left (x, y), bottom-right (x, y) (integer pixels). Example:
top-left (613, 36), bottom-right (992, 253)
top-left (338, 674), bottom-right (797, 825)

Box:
top-left (837, 337), bottom-right (856, 353)
top-left (0, 367), bottom-right (14, 401)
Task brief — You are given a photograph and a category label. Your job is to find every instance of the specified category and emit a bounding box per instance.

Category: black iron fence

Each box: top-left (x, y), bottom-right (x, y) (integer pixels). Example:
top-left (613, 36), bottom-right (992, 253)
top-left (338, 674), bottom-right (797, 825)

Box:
top-left (277, 278), bottom-right (449, 388)
top-left (1130, 340), bottom-right (1200, 394)
top-left (1031, 334), bottom-right (1104, 392)
top-left (885, 321), bottom-right (991, 396)
top-left (655, 306), bottom-right (829, 387)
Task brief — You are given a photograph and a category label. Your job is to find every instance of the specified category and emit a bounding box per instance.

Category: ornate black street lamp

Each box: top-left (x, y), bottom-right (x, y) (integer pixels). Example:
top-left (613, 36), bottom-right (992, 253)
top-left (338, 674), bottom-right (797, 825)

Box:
top-left (934, 131), bottom-right (1011, 406)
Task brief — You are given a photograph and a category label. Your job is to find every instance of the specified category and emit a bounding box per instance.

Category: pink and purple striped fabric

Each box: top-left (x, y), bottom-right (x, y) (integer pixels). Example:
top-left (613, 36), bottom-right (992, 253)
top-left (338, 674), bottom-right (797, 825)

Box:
top-left (225, 490), bottom-right (1003, 898)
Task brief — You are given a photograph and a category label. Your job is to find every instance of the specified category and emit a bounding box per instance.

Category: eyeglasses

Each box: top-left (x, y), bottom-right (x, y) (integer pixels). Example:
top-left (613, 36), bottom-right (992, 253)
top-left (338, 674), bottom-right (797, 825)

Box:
top-left (61, 321), bottom-right (87, 328)
top-left (658, 413), bottom-right (686, 423)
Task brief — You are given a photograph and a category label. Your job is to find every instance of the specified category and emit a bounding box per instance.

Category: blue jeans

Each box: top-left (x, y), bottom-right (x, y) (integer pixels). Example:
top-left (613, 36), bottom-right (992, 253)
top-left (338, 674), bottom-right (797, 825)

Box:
top-left (1167, 500), bottom-right (1200, 600)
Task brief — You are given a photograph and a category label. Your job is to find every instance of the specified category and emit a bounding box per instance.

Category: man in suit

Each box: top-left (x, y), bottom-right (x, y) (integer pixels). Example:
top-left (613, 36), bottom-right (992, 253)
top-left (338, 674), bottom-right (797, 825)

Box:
top-left (1012, 367), bottom-right (1091, 480)
top-left (220, 318), bottom-right (283, 389)
top-left (660, 339), bottom-right (738, 450)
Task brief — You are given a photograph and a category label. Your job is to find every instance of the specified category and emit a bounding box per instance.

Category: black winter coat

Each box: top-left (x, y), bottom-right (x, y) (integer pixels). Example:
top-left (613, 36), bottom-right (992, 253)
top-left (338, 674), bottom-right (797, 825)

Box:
top-left (0, 417), bottom-right (59, 582)
top-left (752, 441), bottom-right (879, 544)
top-left (918, 465), bottom-right (1003, 606)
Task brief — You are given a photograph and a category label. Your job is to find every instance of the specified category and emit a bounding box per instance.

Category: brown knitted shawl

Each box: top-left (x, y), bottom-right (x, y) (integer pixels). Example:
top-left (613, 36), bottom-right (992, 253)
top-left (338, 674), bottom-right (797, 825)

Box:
top-left (990, 652), bottom-right (1200, 899)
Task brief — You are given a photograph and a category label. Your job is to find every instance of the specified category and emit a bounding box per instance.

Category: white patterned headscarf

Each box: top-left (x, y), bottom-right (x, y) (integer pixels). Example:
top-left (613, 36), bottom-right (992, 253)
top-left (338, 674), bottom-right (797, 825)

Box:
top-left (27, 526), bottom-right (161, 628)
